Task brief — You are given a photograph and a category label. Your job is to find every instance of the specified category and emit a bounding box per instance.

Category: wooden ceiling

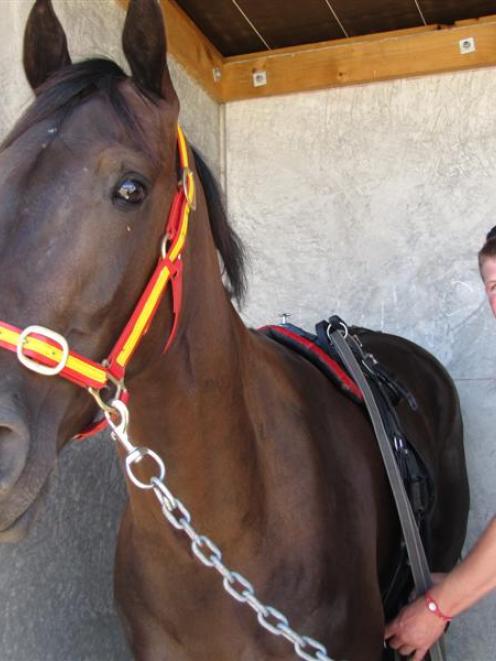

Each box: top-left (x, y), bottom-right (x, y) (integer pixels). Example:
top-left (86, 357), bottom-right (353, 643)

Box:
top-left (174, 1), bottom-right (496, 56)
top-left (117, 1), bottom-right (496, 103)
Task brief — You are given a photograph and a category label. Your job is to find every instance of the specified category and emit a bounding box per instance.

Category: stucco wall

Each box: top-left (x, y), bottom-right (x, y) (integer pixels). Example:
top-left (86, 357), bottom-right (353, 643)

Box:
top-left (225, 71), bottom-right (496, 661)
top-left (0, 0), bottom-right (220, 170)
top-left (0, 1), bottom-right (219, 660)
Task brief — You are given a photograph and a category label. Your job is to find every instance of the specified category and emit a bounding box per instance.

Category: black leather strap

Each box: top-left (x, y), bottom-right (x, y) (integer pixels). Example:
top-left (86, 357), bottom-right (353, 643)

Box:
top-left (327, 323), bottom-right (445, 661)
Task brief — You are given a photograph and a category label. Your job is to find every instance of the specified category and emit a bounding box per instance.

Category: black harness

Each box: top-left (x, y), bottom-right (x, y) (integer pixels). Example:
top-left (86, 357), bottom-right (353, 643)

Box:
top-left (262, 317), bottom-right (435, 624)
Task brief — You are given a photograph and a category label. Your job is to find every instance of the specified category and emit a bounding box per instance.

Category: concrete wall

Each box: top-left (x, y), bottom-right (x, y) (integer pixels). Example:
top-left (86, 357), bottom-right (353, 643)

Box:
top-left (225, 70), bottom-right (496, 661)
top-left (0, 1), bottom-right (219, 660)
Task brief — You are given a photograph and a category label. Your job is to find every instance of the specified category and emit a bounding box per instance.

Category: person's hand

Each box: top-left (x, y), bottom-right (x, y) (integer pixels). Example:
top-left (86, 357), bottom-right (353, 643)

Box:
top-left (384, 596), bottom-right (447, 660)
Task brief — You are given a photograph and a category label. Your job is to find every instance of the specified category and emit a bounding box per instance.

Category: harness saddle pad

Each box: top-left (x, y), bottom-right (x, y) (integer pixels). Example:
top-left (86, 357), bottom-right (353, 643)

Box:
top-left (260, 323), bottom-right (364, 403)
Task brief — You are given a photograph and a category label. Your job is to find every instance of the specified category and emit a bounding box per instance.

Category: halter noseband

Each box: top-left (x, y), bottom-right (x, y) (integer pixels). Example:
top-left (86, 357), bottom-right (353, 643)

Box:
top-left (0, 125), bottom-right (195, 439)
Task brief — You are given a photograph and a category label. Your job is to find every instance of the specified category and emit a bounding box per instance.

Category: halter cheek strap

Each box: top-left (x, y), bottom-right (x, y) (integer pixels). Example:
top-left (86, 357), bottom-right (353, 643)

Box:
top-left (0, 124), bottom-right (195, 440)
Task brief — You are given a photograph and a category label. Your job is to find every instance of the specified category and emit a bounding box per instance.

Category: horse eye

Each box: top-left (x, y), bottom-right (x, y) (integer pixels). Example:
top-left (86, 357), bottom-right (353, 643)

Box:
top-left (113, 178), bottom-right (147, 205)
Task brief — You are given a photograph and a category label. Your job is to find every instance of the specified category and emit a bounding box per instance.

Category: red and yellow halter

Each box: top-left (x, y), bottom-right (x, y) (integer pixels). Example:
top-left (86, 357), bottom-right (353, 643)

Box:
top-left (0, 125), bottom-right (194, 438)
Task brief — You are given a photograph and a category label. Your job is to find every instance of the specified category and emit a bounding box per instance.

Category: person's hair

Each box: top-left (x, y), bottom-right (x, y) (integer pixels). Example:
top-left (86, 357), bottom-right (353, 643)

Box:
top-left (478, 226), bottom-right (496, 276)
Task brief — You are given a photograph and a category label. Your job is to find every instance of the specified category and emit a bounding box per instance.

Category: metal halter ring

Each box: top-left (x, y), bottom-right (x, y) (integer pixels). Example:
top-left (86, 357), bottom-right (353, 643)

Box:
top-left (181, 167), bottom-right (196, 211)
top-left (16, 325), bottom-right (69, 376)
top-left (160, 233), bottom-right (172, 259)
top-left (125, 447), bottom-right (166, 490)
top-left (338, 321), bottom-right (349, 339)
top-left (101, 363), bottom-right (126, 400)
top-left (88, 369), bottom-right (127, 416)
top-left (88, 387), bottom-right (117, 415)
top-left (326, 320), bottom-right (348, 342)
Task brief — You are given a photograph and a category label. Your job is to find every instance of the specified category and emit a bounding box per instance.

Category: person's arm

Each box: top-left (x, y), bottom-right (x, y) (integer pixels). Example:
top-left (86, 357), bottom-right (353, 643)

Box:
top-left (385, 516), bottom-right (496, 661)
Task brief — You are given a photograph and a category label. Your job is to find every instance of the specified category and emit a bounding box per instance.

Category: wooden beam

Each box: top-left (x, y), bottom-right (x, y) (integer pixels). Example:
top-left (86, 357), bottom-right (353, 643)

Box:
top-left (116, 0), bottom-right (224, 102)
top-left (114, 6), bottom-right (496, 104)
top-left (219, 16), bottom-right (496, 102)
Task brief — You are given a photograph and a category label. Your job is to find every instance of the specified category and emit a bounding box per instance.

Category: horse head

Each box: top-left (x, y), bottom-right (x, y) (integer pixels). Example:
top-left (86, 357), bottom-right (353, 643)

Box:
top-left (0, 0), bottom-right (186, 541)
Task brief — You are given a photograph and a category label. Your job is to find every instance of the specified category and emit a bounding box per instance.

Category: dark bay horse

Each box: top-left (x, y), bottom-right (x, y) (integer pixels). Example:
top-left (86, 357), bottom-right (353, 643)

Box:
top-left (0, 1), bottom-right (469, 659)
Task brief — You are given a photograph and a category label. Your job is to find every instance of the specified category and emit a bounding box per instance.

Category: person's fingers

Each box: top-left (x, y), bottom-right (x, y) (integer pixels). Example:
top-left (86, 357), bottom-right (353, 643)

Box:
top-left (384, 622), bottom-right (395, 639)
top-left (386, 635), bottom-right (401, 650)
top-left (412, 647), bottom-right (428, 661)
top-left (398, 644), bottom-right (415, 656)
top-left (384, 618), bottom-right (399, 639)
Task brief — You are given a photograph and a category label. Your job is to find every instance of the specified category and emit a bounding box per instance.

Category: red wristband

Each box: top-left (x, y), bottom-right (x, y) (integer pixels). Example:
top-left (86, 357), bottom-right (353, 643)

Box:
top-left (425, 592), bottom-right (453, 622)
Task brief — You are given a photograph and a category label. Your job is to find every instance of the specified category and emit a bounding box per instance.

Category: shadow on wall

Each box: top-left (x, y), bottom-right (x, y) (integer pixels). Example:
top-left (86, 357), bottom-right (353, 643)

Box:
top-left (0, 434), bottom-right (132, 661)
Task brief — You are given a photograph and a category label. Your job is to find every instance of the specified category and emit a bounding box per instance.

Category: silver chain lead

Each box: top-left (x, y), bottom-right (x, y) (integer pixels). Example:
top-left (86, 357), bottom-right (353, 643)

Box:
top-left (104, 399), bottom-right (334, 661)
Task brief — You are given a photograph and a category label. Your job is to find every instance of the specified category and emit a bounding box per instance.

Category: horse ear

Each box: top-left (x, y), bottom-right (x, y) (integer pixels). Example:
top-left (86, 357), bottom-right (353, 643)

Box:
top-left (23, 0), bottom-right (71, 92)
top-left (122, 0), bottom-right (176, 101)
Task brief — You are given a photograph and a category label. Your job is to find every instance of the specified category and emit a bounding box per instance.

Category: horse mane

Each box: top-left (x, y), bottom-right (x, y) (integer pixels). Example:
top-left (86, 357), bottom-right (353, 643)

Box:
top-left (191, 148), bottom-right (246, 303)
top-left (1, 58), bottom-right (246, 303)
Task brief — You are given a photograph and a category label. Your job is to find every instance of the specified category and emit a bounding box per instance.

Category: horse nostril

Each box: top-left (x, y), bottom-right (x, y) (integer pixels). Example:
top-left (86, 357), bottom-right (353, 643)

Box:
top-left (0, 423), bottom-right (30, 497)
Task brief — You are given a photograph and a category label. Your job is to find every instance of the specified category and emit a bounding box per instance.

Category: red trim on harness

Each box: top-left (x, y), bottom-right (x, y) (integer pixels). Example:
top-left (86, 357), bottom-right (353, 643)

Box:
top-left (262, 325), bottom-right (364, 402)
top-left (162, 258), bottom-right (183, 354)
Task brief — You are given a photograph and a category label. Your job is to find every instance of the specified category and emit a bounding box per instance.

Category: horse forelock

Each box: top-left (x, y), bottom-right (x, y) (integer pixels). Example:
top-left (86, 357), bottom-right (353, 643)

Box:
top-left (0, 58), bottom-right (157, 159)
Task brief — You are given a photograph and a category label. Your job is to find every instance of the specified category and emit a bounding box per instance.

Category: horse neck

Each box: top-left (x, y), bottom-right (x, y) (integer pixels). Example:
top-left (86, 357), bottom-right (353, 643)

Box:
top-left (123, 190), bottom-right (259, 543)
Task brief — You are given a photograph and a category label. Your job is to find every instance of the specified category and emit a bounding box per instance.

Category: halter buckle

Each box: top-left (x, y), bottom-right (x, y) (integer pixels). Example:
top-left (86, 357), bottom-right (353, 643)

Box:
top-left (17, 325), bottom-right (69, 376)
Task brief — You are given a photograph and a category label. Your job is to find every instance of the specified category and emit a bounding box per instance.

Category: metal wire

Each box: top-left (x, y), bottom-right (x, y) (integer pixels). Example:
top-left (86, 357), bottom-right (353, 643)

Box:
top-left (231, 0), bottom-right (272, 50)
top-left (322, 0), bottom-right (349, 38)
top-left (412, 0), bottom-right (428, 26)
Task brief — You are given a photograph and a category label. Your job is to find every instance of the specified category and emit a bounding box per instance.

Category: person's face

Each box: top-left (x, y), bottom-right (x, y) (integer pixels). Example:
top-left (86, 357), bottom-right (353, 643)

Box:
top-left (482, 256), bottom-right (496, 318)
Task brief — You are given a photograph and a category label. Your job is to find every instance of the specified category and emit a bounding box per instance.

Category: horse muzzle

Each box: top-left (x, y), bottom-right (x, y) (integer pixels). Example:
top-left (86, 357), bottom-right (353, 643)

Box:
top-left (0, 399), bottom-right (30, 497)
top-left (0, 395), bottom-right (41, 542)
